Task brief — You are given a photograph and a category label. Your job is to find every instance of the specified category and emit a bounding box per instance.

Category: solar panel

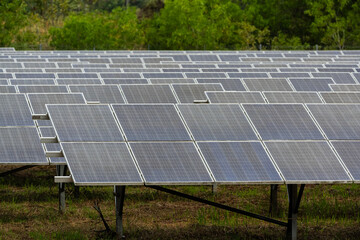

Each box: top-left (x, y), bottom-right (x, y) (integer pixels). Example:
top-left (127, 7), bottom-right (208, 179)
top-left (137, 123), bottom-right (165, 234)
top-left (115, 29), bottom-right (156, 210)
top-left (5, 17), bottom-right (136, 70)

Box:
top-left (196, 78), bottom-right (246, 91)
top-left (23, 62), bottom-right (56, 68)
top-left (10, 79), bottom-right (56, 85)
top-left (112, 104), bottom-right (191, 141)
top-left (28, 93), bottom-right (86, 114)
top-left (228, 73), bottom-right (269, 78)
top-left (172, 83), bottom-right (224, 103)
top-left (312, 73), bottom-right (356, 84)
top-left (178, 104), bottom-right (257, 141)
top-left (18, 85), bottom-right (68, 93)
top-left (289, 78), bottom-right (334, 91)
top-left (0, 94), bottom-right (34, 126)
top-left (57, 73), bottom-right (98, 78)
top-left (265, 141), bottom-right (351, 183)
top-left (198, 141), bottom-right (282, 183)
top-left (69, 85), bottom-right (124, 103)
top-left (149, 78), bottom-right (195, 84)
top-left (331, 141), bottom-right (360, 181)
top-left (205, 91), bottom-right (265, 103)
top-left (270, 73), bottom-right (310, 78)
top-left (243, 104), bottom-right (324, 140)
top-left (320, 92), bottom-right (360, 103)
top-left (120, 84), bottom-right (177, 103)
top-left (0, 127), bottom-right (48, 164)
top-left (130, 142), bottom-right (213, 184)
top-left (47, 104), bottom-right (124, 142)
top-left (56, 79), bottom-right (102, 85)
top-left (101, 73), bottom-right (142, 78)
top-left (243, 78), bottom-right (293, 91)
top-left (62, 142), bottom-right (143, 185)
top-left (0, 86), bottom-right (16, 93)
top-left (103, 79), bottom-right (148, 85)
top-left (143, 73), bottom-right (184, 79)
top-left (189, 55), bottom-right (219, 61)
top-left (329, 84), bottom-right (360, 92)
top-left (15, 73), bottom-right (55, 79)
top-left (263, 92), bottom-right (323, 103)
top-left (307, 104), bottom-right (360, 140)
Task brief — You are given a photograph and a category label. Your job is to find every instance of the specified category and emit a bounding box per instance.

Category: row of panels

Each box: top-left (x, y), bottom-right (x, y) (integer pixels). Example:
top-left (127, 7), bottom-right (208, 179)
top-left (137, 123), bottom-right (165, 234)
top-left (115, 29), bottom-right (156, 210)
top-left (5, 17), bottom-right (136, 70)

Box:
top-left (43, 103), bottom-right (360, 185)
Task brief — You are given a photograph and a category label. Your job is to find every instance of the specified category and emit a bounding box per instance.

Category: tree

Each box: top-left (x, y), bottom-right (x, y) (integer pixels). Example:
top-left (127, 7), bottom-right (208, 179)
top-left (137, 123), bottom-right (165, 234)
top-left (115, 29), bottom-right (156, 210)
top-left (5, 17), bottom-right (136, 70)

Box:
top-left (0, 0), bottom-right (27, 46)
top-left (305, 0), bottom-right (360, 49)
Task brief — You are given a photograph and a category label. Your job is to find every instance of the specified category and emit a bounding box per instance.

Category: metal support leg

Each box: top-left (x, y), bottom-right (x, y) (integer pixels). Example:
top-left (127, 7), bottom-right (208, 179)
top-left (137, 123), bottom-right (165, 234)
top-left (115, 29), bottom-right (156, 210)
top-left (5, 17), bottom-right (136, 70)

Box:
top-left (115, 186), bottom-right (126, 239)
top-left (56, 165), bottom-right (67, 214)
top-left (212, 184), bottom-right (218, 194)
top-left (269, 184), bottom-right (278, 216)
top-left (287, 184), bottom-right (298, 240)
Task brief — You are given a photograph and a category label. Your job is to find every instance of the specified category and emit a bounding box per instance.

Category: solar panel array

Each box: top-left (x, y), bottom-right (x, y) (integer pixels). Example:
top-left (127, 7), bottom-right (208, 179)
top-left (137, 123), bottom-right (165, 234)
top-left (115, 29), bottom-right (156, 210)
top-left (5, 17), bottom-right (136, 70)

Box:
top-left (1, 49), bottom-right (360, 186)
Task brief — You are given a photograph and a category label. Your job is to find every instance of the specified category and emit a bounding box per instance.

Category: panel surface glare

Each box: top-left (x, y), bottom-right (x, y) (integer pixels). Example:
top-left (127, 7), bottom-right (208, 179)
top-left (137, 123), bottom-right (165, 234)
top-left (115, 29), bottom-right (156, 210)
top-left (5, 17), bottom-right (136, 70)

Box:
top-left (130, 142), bottom-right (213, 184)
top-left (62, 142), bottom-right (142, 185)
top-left (198, 141), bottom-right (282, 183)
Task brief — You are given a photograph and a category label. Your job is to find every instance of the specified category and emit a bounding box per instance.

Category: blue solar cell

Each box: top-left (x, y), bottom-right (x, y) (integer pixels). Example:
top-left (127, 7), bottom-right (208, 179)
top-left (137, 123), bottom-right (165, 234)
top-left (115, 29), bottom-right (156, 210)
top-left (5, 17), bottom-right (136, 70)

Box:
top-left (112, 104), bottom-right (191, 141)
top-left (243, 104), bottom-right (324, 140)
top-left (198, 141), bottom-right (282, 183)
top-left (178, 104), bottom-right (258, 141)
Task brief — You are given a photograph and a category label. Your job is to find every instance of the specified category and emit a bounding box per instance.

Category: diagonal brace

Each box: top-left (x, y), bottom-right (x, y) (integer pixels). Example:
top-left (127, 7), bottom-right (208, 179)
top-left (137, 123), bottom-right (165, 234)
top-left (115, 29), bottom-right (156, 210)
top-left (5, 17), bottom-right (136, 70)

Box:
top-left (0, 165), bottom-right (35, 177)
top-left (147, 185), bottom-right (287, 227)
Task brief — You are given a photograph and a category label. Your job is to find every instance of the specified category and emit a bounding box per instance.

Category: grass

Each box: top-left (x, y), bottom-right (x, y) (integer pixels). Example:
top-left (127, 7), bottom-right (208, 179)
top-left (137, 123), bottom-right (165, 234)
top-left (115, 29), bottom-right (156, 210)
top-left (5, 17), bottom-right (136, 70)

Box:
top-left (1, 166), bottom-right (360, 239)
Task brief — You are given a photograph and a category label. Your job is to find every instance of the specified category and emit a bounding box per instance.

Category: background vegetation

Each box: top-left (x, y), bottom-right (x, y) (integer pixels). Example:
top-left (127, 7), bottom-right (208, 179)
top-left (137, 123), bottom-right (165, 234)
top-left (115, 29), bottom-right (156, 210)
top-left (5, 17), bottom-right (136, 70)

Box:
top-left (1, 0), bottom-right (360, 50)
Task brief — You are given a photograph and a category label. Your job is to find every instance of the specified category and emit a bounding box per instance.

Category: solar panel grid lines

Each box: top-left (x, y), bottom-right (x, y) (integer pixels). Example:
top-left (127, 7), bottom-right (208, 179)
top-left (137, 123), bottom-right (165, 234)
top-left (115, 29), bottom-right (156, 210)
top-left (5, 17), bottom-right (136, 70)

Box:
top-left (264, 141), bottom-right (352, 184)
top-left (120, 84), bottom-right (178, 104)
top-left (171, 83), bottom-right (225, 103)
top-left (305, 103), bottom-right (360, 140)
top-left (320, 92), bottom-right (360, 103)
top-left (329, 84), bottom-right (360, 92)
top-left (111, 104), bottom-right (192, 141)
top-left (177, 104), bottom-right (258, 141)
top-left (128, 142), bottom-right (214, 185)
top-left (242, 103), bottom-right (325, 141)
top-left (18, 85), bottom-right (69, 93)
top-left (27, 93), bottom-right (86, 115)
top-left (69, 84), bottom-right (124, 104)
top-left (289, 78), bottom-right (335, 92)
top-left (46, 104), bottom-right (124, 142)
top-left (0, 93), bottom-right (35, 127)
top-left (242, 78), bottom-right (294, 92)
top-left (196, 141), bottom-right (284, 184)
top-left (0, 127), bottom-right (48, 165)
top-left (61, 142), bottom-right (144, 185)
top-left (204, 91), bottom-right (266, 104)
top-left (262, 91), bottom-right (324, 104)
top-left (331, 141), bottom-right (360, 182)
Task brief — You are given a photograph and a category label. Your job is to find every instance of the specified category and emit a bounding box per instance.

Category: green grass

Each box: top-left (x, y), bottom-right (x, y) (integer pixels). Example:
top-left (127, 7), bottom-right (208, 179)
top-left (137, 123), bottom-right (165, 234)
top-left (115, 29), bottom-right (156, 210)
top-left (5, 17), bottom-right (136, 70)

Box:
top-left (1, 166), bottom-right (360, 239)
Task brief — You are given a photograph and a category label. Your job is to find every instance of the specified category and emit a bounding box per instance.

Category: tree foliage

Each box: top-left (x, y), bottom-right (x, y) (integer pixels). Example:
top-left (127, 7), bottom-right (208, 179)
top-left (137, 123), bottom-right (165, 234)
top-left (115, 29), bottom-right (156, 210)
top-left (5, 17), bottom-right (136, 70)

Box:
top-left (0, 0), bottom-right (27, 46)
top-left (2, 0), bottom-right (360, 50)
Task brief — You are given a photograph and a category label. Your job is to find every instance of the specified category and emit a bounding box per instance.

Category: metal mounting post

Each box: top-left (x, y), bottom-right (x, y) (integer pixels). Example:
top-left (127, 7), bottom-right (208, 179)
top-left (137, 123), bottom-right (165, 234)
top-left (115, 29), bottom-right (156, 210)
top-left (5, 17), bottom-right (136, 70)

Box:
top-left (115, 186), bottom-right (126, 239)
top-left (269, 184), bottom-right (278, 216)
top-left (286, 184), bottom-right (298, 240)
top-left (56, 165), bottom-right (67, 214)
